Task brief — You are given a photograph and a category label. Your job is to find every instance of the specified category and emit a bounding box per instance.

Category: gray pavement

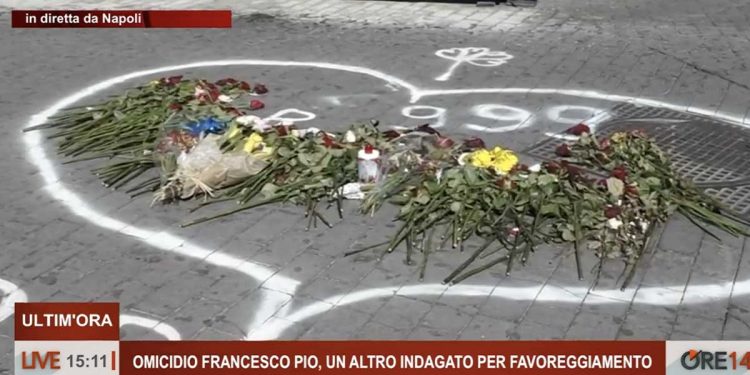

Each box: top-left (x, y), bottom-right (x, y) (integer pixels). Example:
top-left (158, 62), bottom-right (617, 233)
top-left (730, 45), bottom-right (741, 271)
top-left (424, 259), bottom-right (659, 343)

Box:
top-left (2, 0), bottom-right (750, 370)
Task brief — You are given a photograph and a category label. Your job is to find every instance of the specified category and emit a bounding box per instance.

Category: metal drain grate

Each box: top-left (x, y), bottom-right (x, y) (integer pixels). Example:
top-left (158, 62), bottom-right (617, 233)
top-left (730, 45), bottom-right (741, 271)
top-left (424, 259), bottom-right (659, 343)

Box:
top-left (523, 103), bottom-right (750, 220)
top-left (705, 186), bottom-right (750, 216)
top-left (610, 103), bottom-right (693, 121)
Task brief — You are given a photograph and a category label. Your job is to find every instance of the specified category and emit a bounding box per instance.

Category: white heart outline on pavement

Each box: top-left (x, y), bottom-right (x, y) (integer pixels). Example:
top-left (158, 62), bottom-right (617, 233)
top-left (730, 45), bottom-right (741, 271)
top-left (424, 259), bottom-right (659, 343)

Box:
top-left (0, 278), bottom-right (28, 323)
top-left (18, 59), bottom-right (750, 340)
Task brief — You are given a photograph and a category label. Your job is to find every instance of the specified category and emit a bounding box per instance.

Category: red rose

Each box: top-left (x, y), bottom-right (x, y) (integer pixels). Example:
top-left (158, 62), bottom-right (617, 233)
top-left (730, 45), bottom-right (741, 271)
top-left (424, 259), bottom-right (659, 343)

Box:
top-left (566, 123), bottom-right (591, 136)
top-left (275, 126), bottom-right (290, 136)
top-left (209, 89), bottom-right (220, 102)
top-left (625, 184), bottom-right (639, 197)
top-left (462, 137), bottom-right (486, 150)
top-left (495, 177), bottom-right (515, 190)
top-left (322, 133), bottom-right (339, 148)
top-left (631, 129), bottom-right (647, 138)
top-left (206, 82), bottom-right (218, 91)
top-left (604, 206), bottom-right (621, 219)
top-left (599, 137), bottom-right (611, 150)
top-left (561, 161), bottom-right (582, 177)
top-left (435, 136), bottom-right (455, 149)
top-left (253, 84), bottom-right (269, 94)
top-left (215, 79), bottom-right (228, 86)
top-left (555, 143), bottom-right (572, 157)
top-left (611, 165), bottom-right (628, 180)
top-left (164, 75), bottom-right (182, 86)
top-left (239, 81), bottom-right (251, 91)
top-left (511, 164), bottom-right (529, 173)
top-left (543, 161), bottom-right (561, 173)
top-left (249, 100), bottom-right (265, 110)
top-left (382, 130), bottom-right (401, 140)
top-left (168, 103), bottom-right (182, 111)
top-left (225, 78), bottom-right (237, 85)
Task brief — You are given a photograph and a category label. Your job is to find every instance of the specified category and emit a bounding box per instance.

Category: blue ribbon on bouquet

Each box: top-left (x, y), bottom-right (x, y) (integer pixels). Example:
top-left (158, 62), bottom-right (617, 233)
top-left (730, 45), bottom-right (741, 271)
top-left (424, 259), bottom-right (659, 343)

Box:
top-left (182, 117), bottom-right (227, 136)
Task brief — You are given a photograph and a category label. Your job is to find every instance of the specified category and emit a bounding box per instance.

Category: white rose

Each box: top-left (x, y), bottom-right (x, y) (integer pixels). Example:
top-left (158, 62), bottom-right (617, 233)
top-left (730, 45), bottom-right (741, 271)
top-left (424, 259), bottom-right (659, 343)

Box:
top-left (607, 218), bottom-right (623, 230)
top-left (291, 129), bottom-right (301, 138)
top-left (194, 86), bottom-right (208, 98)
top-left (236, 115), bottom-right (261, 126)
top-left (343, 130), bottom-right (357, 143)
top-left (217, 94), bottom-right (232, 103)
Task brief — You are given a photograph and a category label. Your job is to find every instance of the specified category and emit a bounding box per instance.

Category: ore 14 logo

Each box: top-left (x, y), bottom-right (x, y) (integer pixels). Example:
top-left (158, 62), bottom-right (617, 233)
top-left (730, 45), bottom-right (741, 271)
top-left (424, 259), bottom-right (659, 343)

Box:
top-left (681, 349), bottom-right (750, 370)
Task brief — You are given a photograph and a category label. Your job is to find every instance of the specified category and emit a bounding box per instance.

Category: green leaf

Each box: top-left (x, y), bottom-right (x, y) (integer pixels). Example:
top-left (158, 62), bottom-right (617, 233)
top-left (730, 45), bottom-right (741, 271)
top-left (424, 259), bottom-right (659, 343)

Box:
top-left (464, 167), bottom-right (480, 185)
top-left (415, 190), bottom-right (431, 205)
top-left (538, 174), bottom-right (557, 186)
top-left (645, 177), bottom-right (661, 187)
top-left (424, 181), bottom-right (441, 194)
top-left (561, 229), bottom-right (576, 242)
top-left (540, 204), bottom-right (561, 216)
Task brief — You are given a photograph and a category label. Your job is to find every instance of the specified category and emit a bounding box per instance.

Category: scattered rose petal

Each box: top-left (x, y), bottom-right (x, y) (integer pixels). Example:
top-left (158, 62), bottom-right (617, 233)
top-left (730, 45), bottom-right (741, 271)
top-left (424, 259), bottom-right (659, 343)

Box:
top-left (253, 84), bottom-right (269, 94)
top-left (239, 81), bottom-right (251, 91)
top-left (249, 100), bottom-right (265, 110)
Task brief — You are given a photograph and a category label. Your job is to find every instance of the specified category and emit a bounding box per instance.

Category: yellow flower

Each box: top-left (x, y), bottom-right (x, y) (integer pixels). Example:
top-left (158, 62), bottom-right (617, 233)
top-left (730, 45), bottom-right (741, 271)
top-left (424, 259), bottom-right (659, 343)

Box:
top-left (243, 133), bottom-right (264, 154)
top-left (469, 149), bottom-right (493, 168)
top-left (254, 145), bottom-right (274, 160)
top-left (610, 132), bottom-right (628, 143)
top-left (492, 152), bottom-right (519, 174)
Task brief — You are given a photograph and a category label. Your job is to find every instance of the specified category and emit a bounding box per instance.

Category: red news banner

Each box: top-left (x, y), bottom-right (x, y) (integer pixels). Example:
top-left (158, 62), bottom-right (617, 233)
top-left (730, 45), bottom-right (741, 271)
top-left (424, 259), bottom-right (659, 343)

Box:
top-left (11, 10), bottom-right (232, 28)
top-left (121, 341), bottom-right (664, 375)
top-left (14, 302), bottom-right (666, 375)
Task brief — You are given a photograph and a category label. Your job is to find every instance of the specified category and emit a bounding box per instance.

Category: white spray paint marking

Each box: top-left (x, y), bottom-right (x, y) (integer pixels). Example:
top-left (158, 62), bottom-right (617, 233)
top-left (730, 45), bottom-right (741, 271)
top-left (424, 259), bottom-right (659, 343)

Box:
top-left (401, 105), bottom-right (447, 128)
top-left (0, 279), bottom-right (28, 323)
top-left (415, 88), bottom-right (750, 127)
top-left (544, 108), bottom-right (613, 141)
top-left (250, 277), bottom-right (750, 339)
top-left (21, 59), bottom-right (750, 341)
top-left (546, 105), bottom-right (606, 125)
top-left (265, 108), bottom-right (316, 123)
top-left (120, 314), bottom-right (181, 341)
top-left (464, 104), bottom-right (533, 133)
top-left (434, 47), bottom-right (513, 81)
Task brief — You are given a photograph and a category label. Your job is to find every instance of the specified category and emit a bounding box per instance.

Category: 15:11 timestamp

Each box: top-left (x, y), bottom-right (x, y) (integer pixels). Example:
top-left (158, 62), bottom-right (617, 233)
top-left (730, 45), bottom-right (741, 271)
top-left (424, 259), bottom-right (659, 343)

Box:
top-left (67, 352), bottom-right (117, 369)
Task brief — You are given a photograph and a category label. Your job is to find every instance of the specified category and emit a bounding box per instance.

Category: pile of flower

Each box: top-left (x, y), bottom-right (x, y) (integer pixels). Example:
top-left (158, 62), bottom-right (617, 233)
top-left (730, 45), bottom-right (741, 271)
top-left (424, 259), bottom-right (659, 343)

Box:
top-left (28, 76), bottom-right (748, 287)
